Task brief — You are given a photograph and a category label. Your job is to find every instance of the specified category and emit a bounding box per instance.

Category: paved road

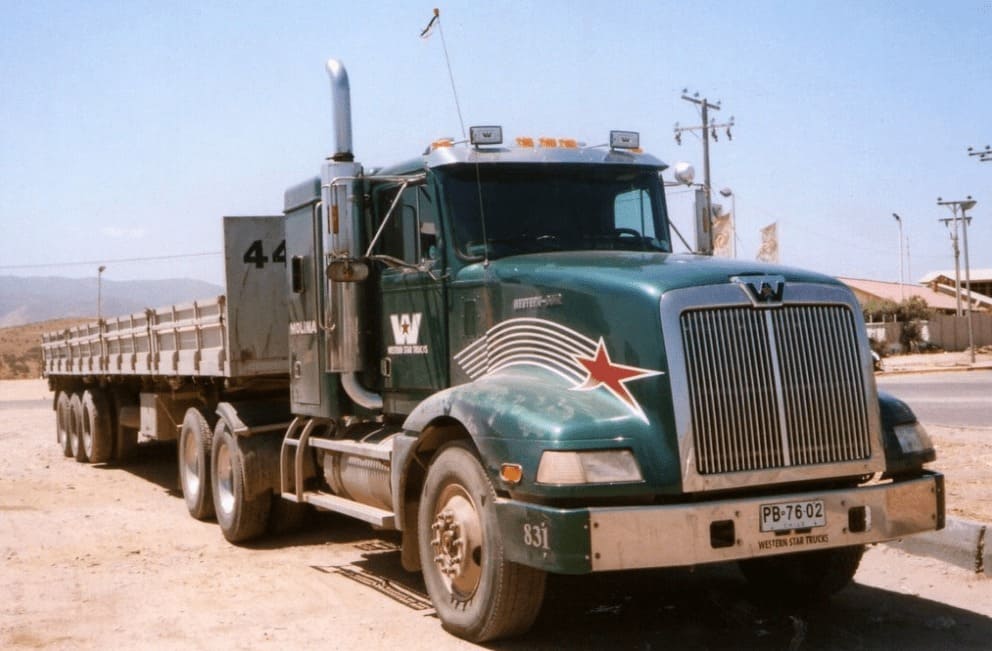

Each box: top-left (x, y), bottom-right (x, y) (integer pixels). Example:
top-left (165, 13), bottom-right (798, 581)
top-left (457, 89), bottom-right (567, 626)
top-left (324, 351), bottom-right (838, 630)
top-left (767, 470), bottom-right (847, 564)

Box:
top-left (878, 370), bottom-right (992, 429)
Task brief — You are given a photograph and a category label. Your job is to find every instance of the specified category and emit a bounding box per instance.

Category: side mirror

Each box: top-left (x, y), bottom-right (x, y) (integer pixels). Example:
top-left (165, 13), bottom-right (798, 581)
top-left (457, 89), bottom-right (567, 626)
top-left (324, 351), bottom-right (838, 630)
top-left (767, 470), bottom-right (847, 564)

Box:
top-left (326, 258), bottom-right (370, 283)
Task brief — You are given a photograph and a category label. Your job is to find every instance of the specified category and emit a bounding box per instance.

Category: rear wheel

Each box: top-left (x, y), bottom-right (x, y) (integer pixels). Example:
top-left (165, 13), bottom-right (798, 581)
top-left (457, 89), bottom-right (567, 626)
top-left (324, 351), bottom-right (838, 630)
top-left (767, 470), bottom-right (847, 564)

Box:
top-left (179, 407), bottom-right (214, 520)
top-left (739, 545), bottom-right (866, 602)
top-left (211, 422), bottom-right (271, 543)
top-left (56, 392), bottom-right (72, 457)
top-left (81, 389), bottom-right (112, 464)
top-left (68, 393), bottom-right (86, 462)
top-left (418, 441), bottom-right (546, 642)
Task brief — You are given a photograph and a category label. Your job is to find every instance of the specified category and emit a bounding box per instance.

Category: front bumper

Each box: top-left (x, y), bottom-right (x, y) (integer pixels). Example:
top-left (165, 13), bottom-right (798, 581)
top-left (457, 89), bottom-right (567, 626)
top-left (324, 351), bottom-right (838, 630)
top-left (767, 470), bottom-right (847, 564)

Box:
top-left (495, 471), bottom-right (944, 574)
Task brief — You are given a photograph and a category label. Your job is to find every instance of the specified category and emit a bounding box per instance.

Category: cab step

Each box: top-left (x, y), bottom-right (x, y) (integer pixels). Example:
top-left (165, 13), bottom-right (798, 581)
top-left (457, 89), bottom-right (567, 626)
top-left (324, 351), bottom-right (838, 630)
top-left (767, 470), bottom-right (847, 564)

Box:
top-left (282, 491), bottom-right (396, 529)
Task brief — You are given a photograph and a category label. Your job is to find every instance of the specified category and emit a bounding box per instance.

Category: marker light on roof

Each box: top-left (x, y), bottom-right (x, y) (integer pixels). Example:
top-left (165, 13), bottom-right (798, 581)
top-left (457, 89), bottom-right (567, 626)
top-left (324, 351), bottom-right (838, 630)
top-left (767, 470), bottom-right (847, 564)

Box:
top-left (430, 138), bottom-right (454, 150)
top-left (610, 130), bottom-right (640, 150)
top-left (470, 125), bottom-right (503, 146)
top-left (558, 138), bottom-right (578, 149)
top-left (516, 136), bottom-right (535, 148)
top-left (539, 137), bottom-right (557, 148)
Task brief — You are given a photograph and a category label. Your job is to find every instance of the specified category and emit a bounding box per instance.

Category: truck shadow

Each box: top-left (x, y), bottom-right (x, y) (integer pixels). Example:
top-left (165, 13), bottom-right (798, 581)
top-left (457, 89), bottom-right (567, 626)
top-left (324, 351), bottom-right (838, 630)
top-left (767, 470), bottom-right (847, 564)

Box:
top-left (92, 446), bottom-right (992, 649)
top-left (95, 441), bottom-right (182, 497)
top-left (337, 548), bottom-right (992, 650)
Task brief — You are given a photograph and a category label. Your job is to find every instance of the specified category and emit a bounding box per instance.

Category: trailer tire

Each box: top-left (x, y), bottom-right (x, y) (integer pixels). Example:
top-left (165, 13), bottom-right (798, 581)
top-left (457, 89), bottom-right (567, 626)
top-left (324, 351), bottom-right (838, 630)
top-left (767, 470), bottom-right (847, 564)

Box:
top-left (418, 441), bottom-right (546, 642)
top-left (81, 389), bottom-right (112, 464)
top-left (56, 392), bottom-right (73, 457)
top-left (68, 393), bottom-right (87, 462)
top-left (179, 408), bottom-right (214, 520)
top-left (739, 544), bottom-right (866, 602)
top-left (211, 422), bottom-right (271, 543)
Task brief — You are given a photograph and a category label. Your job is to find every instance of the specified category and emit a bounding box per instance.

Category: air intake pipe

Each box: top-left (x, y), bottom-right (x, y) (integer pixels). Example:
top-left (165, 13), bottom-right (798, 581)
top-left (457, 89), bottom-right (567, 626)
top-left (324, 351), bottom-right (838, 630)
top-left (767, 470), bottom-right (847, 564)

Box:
top-left (325, 59), bottom-right (354, 162)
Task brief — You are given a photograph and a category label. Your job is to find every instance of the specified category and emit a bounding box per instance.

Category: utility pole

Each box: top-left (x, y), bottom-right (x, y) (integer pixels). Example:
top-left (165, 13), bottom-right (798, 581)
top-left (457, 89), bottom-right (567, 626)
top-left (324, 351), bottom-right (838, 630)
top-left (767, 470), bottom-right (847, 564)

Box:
top-left (937, 209), bottom-right (964, 316)
top-left (968, 145), bottom-right (991, 162)
top-left (938, 197), bottom-right (977, 362)
top-left (674, 92), bottom-right (734, 254)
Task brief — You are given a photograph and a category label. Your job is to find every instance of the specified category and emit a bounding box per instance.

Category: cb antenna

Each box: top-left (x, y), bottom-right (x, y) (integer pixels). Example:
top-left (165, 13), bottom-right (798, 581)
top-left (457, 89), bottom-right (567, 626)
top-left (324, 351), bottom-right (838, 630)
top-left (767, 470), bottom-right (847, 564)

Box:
top-left (421, 8), bottom-right (466, 140)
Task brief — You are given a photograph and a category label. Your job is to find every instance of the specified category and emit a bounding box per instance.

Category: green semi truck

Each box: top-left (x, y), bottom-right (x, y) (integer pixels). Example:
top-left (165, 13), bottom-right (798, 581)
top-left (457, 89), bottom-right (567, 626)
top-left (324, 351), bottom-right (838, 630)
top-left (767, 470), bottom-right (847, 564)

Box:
top-left (43, 59), bottom-right (943, 642)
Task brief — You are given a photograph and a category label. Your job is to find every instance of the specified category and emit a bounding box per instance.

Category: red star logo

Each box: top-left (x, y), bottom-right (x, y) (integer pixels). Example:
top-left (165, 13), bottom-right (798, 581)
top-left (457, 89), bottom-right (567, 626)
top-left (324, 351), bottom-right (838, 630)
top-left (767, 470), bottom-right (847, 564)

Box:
top-left (572, 338), bottom-right (663, 423)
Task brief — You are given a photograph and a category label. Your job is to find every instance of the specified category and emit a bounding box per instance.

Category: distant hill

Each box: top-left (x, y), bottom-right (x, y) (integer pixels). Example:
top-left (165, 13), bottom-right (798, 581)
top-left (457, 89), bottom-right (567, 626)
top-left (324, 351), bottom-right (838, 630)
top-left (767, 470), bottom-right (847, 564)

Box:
top-left (0, 317), bottom-right (93, 379)
top-left (0, 276), bottom-right (224, 328)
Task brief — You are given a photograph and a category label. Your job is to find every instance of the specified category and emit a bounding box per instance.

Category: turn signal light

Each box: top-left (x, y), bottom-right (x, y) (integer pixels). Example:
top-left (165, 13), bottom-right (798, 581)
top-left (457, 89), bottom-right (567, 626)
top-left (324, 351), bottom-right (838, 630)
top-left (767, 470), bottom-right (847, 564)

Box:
top-left (500, 463), bottom-right (523, 485)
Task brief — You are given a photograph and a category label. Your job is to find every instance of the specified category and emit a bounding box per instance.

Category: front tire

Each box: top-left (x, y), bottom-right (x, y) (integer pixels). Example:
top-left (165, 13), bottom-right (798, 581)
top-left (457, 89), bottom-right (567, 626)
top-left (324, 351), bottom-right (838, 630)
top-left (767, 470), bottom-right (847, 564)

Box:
top-left (418, 441), bottom-right (546, 642)
top-left (739, 545), bottom-right (866, 602)
top-left (211, 422), bottom-right (271, 543)
top-left (179, 407), bottom-right (214, 520)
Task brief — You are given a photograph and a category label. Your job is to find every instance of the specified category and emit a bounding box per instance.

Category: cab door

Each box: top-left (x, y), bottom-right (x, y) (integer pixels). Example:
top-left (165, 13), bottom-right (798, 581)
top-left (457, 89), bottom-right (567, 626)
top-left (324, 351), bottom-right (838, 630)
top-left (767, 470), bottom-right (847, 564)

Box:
top-left (373, 182), bottom-right (448, 415)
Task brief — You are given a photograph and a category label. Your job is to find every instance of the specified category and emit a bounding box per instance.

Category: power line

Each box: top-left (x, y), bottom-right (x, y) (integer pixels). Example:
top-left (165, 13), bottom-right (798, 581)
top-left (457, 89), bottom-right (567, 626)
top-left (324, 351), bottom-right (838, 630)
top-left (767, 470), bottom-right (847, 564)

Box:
top-left (0, 251), bottom-right (222, 271)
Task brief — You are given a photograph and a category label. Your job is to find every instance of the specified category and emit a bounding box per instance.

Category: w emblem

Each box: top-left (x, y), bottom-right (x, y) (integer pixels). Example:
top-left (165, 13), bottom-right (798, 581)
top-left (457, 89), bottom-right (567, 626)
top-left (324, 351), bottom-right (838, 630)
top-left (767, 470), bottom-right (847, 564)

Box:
top-left (390, 313), bottom-right (422, 344)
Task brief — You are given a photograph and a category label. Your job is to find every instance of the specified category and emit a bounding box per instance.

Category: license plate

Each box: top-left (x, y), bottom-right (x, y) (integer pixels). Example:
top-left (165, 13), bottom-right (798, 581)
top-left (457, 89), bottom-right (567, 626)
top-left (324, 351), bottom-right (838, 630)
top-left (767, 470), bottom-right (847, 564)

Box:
top-left (759, 499), bottom-right (826, 532)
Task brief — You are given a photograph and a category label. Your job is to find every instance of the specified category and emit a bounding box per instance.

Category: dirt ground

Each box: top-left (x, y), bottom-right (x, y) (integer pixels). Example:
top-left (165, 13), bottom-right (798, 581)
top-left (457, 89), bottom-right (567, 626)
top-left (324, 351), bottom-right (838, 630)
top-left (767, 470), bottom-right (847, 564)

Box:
top-left (1, 379), bottom-right (989, 650)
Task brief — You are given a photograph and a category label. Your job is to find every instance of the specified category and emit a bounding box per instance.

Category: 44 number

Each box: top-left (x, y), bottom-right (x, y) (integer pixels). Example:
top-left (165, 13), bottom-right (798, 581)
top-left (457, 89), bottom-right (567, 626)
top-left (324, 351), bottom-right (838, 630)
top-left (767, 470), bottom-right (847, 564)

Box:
top-left (243, 240), bottom-right (286, 268)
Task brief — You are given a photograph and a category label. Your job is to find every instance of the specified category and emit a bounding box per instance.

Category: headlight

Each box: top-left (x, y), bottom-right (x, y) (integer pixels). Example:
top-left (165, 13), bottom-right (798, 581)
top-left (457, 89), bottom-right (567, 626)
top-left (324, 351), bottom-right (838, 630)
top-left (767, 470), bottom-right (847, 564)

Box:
top-left (536, 450), bottom-right (643, 485)
top-left (893, 421), bottom-right (934, 454)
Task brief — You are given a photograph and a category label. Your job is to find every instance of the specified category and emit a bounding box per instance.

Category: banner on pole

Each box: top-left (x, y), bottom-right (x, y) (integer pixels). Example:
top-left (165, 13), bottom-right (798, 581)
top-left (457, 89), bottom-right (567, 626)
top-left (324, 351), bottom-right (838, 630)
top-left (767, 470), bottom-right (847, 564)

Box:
top-left (756, 222), bottom-right (779, 263)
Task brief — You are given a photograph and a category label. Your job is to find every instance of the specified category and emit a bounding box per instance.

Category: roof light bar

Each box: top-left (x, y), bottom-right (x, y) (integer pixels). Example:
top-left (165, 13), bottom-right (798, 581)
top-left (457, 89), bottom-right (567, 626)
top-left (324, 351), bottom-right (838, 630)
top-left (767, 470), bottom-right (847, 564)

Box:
top-left (610, 130), bottom-right (640, 150)
top-left (470, 125), bottom-right (503, 146)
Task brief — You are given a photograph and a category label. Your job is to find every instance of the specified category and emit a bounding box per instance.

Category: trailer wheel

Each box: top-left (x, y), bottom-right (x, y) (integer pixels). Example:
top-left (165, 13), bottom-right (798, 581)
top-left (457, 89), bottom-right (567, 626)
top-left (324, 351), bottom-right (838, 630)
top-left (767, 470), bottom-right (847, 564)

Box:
top-left (211, 422), bottom-right (271, 543)
top-left (68, 393), bottom-right (87, 462)
top-left (179, 408), bottom-right (214, 520)
top-left (739, 544), bottom-right (866, 602)
top-left (81, 389), bottom-right (112, 464)
top-left (56, 392), bottom-right (72, 457)
top-left (418, 441), bottom-right (546, 642)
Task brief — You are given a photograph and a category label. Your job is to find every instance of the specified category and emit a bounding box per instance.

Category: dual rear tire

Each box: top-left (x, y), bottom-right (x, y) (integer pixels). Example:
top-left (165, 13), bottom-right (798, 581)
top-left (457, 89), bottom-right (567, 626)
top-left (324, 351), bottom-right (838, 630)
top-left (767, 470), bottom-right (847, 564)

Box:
top-left (58, 389), bottom-right (112, 463)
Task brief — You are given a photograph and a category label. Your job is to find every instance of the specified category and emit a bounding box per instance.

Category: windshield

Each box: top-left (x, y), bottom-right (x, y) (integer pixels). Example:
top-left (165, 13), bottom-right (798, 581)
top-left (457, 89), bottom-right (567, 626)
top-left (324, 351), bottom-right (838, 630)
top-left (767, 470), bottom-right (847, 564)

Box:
top-left (436, 163), bottom-right (671, 260)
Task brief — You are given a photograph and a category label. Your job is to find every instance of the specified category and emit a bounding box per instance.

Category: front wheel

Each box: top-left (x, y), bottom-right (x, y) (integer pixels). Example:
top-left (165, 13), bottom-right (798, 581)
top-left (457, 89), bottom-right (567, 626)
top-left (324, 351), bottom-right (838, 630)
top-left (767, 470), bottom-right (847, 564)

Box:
top-left (739, 545), bottom-right (866, 602)
top-left (418, 441), bottom-right (546, 642)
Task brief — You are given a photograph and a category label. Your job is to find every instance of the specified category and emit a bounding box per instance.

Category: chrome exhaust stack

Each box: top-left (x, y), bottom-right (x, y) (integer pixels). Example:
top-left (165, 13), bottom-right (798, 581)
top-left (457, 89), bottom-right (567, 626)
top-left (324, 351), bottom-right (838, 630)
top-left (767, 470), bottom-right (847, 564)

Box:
top-left (320, 60), bottom-right (382, 410)
top-left (325, 59), bottom-right (354, 162)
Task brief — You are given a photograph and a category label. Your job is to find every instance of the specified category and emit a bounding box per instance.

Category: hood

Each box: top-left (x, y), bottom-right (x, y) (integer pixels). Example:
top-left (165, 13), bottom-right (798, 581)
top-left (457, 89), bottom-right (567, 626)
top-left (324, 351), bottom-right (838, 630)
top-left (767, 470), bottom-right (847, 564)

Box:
top-left (472, 250), bottom-right (843, 297)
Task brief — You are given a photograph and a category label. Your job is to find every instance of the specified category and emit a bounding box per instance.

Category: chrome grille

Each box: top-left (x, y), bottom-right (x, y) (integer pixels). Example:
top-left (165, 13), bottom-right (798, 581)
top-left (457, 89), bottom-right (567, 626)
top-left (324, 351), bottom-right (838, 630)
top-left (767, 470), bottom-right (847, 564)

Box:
top-left (681, 305), bottom-right (872, 475)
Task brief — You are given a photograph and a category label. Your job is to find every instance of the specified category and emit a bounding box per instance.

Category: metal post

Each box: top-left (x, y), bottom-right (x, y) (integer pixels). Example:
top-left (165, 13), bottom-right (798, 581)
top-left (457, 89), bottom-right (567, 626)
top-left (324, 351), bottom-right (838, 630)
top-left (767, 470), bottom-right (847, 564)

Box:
top-left (97, 265), bottom-right (106, 321)
top-left (892, 213), bottom-right (904, 301)
top-left (720, 187), bottom-right (736, 258)
top-left (960, 200), bottom-right (976, 363)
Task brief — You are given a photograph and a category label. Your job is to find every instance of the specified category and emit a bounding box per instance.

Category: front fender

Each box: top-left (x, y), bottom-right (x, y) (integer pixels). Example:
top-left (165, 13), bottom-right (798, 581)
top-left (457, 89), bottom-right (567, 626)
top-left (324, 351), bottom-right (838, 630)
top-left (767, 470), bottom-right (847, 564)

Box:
top-left (878, 390), bottom-right (936, 474)
top-left (403, 368), bottom-right (680, 498)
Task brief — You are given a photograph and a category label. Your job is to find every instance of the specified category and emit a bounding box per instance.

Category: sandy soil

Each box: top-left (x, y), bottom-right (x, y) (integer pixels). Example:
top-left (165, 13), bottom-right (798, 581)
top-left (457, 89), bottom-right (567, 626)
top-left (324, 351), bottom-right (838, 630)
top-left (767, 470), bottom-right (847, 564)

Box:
top-left (1, 379), bottom-right (989, 649)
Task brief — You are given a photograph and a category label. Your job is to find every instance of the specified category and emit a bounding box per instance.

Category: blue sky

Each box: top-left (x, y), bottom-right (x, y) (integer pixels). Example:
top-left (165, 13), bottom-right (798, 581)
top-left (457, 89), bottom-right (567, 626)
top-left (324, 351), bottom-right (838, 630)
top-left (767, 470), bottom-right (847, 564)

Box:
top-left (1, 1), bottom-right (990, 287)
